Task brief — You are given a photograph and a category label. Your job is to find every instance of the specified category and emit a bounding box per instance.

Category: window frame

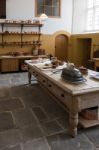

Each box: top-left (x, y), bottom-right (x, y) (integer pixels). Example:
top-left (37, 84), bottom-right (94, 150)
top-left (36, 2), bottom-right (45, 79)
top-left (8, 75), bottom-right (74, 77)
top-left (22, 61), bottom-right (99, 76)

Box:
top-left (35, 0), bottom-right (61, 18)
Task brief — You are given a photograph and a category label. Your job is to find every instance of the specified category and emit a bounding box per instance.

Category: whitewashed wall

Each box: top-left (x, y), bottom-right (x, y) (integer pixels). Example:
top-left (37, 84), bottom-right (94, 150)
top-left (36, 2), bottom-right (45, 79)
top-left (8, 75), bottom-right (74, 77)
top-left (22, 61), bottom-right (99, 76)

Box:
top-left (4, 0), bottom-right (73, 34)
top-left (72, 0), bottom-right (86, 34)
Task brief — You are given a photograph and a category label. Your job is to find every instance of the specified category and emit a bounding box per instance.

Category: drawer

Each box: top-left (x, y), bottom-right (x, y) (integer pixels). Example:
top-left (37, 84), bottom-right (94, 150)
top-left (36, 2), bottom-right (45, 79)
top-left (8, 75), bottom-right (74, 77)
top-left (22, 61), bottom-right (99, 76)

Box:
top-left (38, 74), bottom-right (47, 86)
top-left (47, 81), bottom-right (65, 101)
top-left (32, 70), bottom-right (36, 76)
top-left (31, 70), bottom-right (39, 78)
top-left (28, 68), bottom-right (35, 75)
top-left (32, 70), bottom-right (35, 75)
top-left (47, 81), bottom-right (72, 108)
top-left (34, 72), bottom-right (39, 78)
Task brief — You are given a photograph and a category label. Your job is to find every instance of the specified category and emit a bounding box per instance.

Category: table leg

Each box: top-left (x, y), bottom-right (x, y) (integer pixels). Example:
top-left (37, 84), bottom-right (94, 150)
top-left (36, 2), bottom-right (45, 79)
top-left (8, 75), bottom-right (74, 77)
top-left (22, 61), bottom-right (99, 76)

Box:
top-left (69, 111), bottom-right (78, 137)
top-left (94, 63), bottom-right (97, 71)
top-left (28, 71), bottom-right (31, 84)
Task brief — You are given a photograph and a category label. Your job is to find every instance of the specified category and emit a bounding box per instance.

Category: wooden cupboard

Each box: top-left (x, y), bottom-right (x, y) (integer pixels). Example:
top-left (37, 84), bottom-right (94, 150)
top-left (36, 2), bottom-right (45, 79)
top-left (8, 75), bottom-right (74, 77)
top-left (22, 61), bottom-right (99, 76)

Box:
top-left (0, 55), bottom-right (47, 73)
top-left (1, 58), bottom-right (19, 72)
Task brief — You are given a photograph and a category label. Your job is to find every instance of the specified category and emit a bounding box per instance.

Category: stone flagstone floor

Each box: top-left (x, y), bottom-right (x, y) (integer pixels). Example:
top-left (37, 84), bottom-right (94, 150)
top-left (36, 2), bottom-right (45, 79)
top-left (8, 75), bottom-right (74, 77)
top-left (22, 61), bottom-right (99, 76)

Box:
top-left (0, 72), bottom-right (99, 150)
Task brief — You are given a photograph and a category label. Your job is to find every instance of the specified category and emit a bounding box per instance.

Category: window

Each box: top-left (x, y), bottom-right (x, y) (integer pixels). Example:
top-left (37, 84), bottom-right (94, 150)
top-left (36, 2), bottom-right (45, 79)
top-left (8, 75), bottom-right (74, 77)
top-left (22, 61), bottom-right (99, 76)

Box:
top-left (0, 0), bottom-right (6, 19)
top-left (86, 0), bottom-right (99, 31)
top-left (35, 0), bottom-right (61, 17)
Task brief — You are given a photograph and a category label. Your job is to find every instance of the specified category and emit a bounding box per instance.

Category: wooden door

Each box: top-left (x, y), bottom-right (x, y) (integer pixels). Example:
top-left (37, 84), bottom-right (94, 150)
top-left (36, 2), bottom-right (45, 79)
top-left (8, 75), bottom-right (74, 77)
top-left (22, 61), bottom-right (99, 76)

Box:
top-left (55, 34), bottom-right (68, 61)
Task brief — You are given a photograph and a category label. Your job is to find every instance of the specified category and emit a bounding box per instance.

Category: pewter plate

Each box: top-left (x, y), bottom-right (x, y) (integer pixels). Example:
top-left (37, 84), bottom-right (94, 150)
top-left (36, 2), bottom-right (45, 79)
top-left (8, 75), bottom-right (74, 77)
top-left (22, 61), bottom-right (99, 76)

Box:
top-left (61, 77), bottom-right (87, 84)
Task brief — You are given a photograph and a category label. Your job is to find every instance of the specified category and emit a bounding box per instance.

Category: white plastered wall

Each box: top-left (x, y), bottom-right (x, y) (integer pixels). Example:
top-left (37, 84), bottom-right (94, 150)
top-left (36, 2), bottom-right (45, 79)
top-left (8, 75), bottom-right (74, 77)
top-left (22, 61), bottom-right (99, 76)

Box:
top-left (4, 0), bottom-right (73, 34)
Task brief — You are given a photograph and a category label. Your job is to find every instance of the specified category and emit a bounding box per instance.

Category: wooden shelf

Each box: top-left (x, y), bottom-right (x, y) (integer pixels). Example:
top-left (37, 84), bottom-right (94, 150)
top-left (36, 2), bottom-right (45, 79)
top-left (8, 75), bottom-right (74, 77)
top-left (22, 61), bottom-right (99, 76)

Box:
top-left (0, 22), bottom-right (43, 27)
top-left (0, 55), bottom-right (47, 59)
top-left (21, 32), bottom-right (42, 35)
top-left (0, 21), bottom-right (43, 48)
top-left (0, 32), bottom-right (42, 35)
top-left (0, 41), bottom-right (41, 46)
top-left (79, 116), bottom-right (99, 128)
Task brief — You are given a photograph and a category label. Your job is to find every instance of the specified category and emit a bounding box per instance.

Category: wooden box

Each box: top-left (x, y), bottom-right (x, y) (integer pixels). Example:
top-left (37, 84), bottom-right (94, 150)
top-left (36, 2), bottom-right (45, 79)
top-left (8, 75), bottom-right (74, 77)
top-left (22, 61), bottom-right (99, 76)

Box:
top-left (80, 107), bottom-right (99, 120)
top-left (21, 63), bottom-right (28, 71)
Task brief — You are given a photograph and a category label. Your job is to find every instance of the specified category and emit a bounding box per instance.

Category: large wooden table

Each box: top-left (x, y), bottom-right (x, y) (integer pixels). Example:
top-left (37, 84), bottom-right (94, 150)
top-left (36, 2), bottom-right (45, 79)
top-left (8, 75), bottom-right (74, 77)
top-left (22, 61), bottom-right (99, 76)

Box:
top-left (25, 59), bottom-right (99, 137)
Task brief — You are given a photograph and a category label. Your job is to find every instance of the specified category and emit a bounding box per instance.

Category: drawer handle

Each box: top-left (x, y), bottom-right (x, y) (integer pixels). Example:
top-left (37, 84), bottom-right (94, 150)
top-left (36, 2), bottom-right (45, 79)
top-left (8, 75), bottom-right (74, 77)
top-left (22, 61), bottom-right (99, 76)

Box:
top-left (36, 74), bottom-right (38, 77)
top-left (61, 94), bottom-right (64, 98)
top-left (48, 84), bottom-right (52, 87)
top-left (43, 80), bottom-right (45, 83)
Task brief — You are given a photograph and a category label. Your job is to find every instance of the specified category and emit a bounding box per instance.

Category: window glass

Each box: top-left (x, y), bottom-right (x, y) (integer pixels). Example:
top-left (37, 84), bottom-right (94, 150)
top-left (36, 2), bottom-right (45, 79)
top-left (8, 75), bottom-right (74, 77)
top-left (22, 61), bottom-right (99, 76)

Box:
top-left (53, 7), bottom-right (59, 16)
top-left (95, 0), bottom-right (99, 6)
top-left (53, 0), bottom-right (59, 7)
top-left (37, 0), bottom-right (44, 6)
top-left (86, 9), bottom-right (93, 30)
top-left (45, 0), bottom-right (52, 6)
top-left (37, 6), bottom-right (44, 16)
top-left (87, 0), bottom-right (94, 8)
top-left (45, 6), bottom-right (52, 16)
top-left (86, 0), bottom-right (99, 31)
top-left (94, 7), bottom-right (99, 29)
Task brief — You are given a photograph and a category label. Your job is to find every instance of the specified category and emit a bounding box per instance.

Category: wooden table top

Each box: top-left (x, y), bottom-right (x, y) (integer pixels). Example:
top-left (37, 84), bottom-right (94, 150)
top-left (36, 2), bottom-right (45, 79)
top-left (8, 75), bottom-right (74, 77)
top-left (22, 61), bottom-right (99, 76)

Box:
top-left (26, 60), bottom-right (99, 96)
top-left (0, 55), bottom-right (47, 59)
top-left (92, 58), bottom-right (99, 61)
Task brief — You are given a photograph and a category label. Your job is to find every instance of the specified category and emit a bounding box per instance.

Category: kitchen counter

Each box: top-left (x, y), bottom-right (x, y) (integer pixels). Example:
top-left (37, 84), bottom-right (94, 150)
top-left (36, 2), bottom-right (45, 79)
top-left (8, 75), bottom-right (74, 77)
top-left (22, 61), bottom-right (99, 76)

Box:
top-left (0, 55), bottom-right (47, 59)
top-left (0, 55), bottom-right (47, 72)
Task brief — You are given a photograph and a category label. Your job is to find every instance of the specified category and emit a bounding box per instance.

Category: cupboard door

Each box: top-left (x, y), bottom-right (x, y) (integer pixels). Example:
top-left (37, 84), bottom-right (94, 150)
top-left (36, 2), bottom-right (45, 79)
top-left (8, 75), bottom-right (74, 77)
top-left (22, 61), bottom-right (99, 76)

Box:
top-left (1, 59), bottom-right (19, 72)
top-left (1, 59), bottom-right (9, 72)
